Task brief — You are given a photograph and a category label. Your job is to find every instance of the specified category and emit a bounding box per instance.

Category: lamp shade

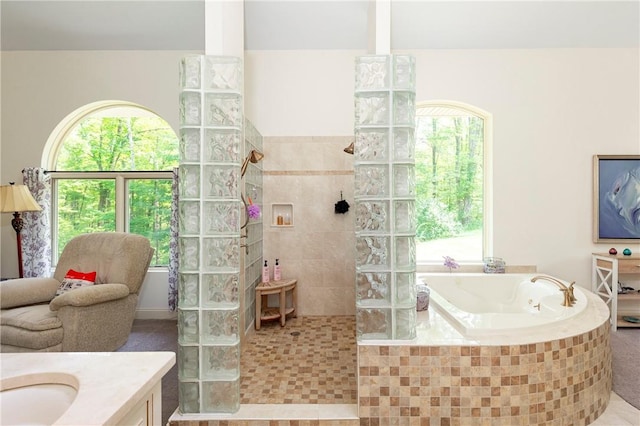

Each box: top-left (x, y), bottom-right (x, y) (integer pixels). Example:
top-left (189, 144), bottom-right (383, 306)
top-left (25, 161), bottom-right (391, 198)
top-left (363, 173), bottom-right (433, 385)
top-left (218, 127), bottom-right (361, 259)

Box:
top-left (0, 183), bottom-right (42, 213)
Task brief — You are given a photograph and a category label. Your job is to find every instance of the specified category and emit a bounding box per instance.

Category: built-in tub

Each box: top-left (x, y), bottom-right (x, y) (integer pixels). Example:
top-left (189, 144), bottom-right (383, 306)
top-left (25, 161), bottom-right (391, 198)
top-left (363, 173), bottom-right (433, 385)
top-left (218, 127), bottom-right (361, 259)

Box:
top-left (357, 272), bottom-right (612, 425)
top-left (420, 273), bottom-right (587, 336)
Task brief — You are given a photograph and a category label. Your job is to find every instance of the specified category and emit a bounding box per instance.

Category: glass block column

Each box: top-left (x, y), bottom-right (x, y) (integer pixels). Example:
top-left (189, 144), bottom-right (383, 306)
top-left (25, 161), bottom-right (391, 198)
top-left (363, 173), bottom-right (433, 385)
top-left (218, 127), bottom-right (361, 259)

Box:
top-left (354, 55), bottom-right (417, 340)
top-left (178, 55), bottom-right (243, 413)
top-left (243, 118), bottom-right (264, 333)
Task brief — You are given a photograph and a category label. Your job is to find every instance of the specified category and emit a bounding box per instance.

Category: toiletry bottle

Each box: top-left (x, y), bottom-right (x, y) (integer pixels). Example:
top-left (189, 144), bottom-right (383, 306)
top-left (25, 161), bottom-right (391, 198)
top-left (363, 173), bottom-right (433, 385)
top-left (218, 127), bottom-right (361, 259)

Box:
top-left (274, 259), bottom-right (281, 281)
top-left (262, 260), bottom-right (270, 283)
top-left (284, 213), bottom-right (291, 225)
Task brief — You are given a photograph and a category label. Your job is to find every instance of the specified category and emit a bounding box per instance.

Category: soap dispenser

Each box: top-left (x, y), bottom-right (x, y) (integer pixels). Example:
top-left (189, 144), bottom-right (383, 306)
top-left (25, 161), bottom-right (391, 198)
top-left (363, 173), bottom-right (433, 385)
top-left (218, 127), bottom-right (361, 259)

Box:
top-left (274, 259), bottom-right (281, 281)
top-left (262, 260), bottom-right (270, 283)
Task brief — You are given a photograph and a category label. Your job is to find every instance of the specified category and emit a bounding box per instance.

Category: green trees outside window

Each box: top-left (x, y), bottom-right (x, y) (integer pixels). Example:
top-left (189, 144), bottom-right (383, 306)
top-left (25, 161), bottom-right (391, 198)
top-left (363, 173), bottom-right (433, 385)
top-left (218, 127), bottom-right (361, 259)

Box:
top-left (54, 114), bottom-right (178, 266)
top-left (415, 110), bottom-right (485, 262)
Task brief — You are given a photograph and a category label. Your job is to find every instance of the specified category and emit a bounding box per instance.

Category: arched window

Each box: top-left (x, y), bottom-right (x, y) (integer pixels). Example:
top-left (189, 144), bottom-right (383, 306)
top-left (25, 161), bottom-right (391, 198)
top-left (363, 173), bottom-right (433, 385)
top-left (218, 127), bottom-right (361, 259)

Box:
top-left (415, 101), bottom-right (492, 264)
top-left (43, 101), bottom-right (179, 266)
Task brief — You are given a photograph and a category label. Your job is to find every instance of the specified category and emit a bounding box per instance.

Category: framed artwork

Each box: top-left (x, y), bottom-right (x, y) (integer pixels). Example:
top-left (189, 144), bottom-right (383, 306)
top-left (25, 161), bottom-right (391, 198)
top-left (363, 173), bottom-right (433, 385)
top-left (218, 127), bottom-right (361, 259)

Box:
top-left (593, 154), bottom-right (640, 243)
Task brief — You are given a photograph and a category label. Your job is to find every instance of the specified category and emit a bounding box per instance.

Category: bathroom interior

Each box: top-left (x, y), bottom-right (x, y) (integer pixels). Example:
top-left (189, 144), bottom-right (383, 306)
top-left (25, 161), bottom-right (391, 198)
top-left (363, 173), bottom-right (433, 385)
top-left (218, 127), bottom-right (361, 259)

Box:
top-left (1, 1), bottom-right (640, 425)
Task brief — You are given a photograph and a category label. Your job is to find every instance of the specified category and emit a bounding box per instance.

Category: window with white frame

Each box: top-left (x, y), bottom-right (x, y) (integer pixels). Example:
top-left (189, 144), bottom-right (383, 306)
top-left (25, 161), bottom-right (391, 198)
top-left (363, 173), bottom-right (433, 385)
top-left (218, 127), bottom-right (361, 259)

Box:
top-left (415, 101), bottom-right (492, 264)
top-left (46, 102), bottom-right (179, 266)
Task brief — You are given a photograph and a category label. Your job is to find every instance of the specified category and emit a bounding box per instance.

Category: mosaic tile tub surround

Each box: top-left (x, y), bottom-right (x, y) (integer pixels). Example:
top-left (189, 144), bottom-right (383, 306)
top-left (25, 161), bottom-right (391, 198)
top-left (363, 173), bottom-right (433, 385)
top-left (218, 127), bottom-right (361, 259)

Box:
top-left (358, 315), bottom-right (612, 425)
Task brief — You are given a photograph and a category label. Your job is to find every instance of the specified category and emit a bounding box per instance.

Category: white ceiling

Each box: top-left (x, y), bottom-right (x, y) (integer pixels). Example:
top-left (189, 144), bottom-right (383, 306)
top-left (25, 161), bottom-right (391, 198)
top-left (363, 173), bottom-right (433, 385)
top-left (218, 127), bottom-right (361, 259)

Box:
top-left (1, 0), bottom-right (638, 51)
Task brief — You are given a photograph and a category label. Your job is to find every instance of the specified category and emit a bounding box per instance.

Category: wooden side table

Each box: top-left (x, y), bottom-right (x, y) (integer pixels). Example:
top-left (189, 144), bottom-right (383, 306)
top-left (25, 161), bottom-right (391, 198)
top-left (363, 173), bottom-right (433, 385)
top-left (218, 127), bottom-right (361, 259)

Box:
top-left (255, 279), bottom-right (297, 330)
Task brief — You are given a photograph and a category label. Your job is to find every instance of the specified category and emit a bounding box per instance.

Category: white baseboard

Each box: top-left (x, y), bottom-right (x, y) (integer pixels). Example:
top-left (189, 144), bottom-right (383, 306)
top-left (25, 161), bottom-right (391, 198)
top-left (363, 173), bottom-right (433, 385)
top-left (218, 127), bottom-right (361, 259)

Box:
top-left (134, 309), bottom-right (178, 320)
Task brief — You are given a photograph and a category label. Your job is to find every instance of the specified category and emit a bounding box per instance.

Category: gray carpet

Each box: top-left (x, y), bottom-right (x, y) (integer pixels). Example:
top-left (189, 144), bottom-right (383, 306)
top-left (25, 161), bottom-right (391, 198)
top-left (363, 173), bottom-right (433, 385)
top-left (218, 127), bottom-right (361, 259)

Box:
top-left (119, 320), bottom-right (639, 425)
top-left (610, 328), bottom-right (640, 410)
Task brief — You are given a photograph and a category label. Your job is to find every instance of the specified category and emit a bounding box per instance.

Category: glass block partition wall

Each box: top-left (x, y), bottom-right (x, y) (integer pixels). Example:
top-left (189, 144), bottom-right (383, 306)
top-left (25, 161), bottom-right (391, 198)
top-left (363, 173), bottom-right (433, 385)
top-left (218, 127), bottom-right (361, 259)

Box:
top-left (243, 118), bottom-right (264, 334)
top-left (178, 55), bottom-right (243, 413)
top-left (354, 55), bottom-right (417, 340)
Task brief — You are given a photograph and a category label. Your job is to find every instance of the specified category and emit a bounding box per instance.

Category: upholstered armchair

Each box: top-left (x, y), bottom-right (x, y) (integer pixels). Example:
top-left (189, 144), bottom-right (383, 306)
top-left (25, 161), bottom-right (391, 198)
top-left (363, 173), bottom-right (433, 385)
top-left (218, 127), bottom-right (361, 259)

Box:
top-left (0, 232), bottom-right (154, 352)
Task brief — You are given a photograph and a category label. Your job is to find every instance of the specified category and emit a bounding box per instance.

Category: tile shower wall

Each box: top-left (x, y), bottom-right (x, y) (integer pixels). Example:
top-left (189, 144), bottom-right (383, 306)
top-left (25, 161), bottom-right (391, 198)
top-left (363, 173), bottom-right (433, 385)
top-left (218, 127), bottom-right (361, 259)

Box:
top-left (262, 136), bottom-right (356, 316)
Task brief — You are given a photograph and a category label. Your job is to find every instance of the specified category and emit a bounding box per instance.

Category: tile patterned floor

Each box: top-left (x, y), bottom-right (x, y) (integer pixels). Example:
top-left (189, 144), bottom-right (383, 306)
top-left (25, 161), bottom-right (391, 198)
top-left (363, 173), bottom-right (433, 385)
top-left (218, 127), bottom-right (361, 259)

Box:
top-left (239, 316), bottom-right (358, 404)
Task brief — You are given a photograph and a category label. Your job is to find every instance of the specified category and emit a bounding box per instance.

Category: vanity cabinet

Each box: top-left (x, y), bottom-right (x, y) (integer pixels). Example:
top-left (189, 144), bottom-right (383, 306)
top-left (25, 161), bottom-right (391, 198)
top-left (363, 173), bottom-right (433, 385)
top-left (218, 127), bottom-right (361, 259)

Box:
top-left (592, 253), bottom-right (640, 331)
top-left (118, 382), bottom-right (161, 426)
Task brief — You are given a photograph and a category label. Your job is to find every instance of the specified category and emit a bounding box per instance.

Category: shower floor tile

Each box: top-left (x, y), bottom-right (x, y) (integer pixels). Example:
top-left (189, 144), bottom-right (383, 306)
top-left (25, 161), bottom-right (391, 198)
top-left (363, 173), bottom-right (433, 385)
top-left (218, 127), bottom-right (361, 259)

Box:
top-left (240, 315), bottom-right (357, 404)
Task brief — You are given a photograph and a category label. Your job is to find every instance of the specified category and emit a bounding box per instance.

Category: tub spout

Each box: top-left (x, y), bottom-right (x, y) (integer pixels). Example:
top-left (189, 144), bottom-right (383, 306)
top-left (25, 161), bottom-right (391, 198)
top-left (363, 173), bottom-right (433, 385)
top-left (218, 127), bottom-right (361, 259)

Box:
top-left (530, 275), bottom-right (574, 307)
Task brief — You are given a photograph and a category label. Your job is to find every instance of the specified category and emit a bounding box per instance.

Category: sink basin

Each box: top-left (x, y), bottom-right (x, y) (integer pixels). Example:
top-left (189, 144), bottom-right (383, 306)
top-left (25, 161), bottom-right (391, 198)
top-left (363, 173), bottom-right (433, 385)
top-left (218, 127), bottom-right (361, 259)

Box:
top-left (1, 373), bottom-right (78, 425)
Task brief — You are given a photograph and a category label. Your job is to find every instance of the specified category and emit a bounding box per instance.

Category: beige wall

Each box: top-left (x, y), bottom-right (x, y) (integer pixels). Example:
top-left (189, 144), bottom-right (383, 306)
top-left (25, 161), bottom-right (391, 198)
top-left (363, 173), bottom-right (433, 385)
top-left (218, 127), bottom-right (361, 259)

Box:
top-left (262, 136), bottom-right (356, 316)
top-left (1, 47), bottom-right (639, 316)
top-left (247, 48), bottom-right (640, 305)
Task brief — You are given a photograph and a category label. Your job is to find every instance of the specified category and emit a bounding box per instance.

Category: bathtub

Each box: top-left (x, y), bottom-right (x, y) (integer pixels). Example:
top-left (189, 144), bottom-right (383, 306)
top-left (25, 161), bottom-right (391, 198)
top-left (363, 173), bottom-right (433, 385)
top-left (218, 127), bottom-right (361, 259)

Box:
top-left (418, 273), bottom-right (587, 337)
top-left (358, 273), bottom-right (611, 425)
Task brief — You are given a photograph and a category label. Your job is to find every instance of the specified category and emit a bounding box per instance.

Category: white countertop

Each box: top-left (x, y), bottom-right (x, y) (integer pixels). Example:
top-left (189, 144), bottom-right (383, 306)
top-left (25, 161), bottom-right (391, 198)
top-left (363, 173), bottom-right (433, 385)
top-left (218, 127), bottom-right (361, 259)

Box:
top-left (0, 351), bottom-right (175, 426)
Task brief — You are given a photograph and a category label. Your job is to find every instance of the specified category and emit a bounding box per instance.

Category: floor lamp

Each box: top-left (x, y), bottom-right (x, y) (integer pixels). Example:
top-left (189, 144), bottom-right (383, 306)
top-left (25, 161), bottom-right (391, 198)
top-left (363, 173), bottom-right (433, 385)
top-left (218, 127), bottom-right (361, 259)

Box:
top-left (0, 182), bottom-right (42, 278)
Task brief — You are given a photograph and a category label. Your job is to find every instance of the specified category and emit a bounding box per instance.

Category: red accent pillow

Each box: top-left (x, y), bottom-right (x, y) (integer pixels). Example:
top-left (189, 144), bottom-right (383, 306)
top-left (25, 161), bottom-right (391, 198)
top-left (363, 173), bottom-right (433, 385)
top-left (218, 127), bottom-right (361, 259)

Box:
top-left (55, 269), bottom-right (97, 296)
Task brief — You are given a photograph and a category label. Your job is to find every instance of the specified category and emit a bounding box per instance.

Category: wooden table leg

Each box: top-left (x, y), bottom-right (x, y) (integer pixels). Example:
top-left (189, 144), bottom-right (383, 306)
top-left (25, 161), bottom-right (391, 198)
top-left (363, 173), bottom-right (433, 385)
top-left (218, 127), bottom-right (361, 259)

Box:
top-left (279, 288), bottom-right (286, 326)
top-left (255, 289), bottom-right (262, 330)
top-left (292, 283), bottom-right (298, 318)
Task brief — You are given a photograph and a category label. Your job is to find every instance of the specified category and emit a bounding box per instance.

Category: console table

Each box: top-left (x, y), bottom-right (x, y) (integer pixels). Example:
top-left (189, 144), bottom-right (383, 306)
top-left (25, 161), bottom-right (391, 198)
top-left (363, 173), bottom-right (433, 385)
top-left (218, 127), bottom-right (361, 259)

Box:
top-left (255, 279), bottom-right (297, 330)
top-left (592, 253), bottom-right (640, 331)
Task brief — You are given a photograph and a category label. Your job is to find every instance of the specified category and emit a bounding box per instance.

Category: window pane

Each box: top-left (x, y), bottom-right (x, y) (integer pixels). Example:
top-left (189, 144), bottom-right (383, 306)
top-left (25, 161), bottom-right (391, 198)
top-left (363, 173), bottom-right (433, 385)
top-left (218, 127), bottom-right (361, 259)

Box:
top-left (57, 116), bottom-right (179, 171)
top-left (56, 179), bottom-right (116, 257)
top-left (128, 179), bottom-right (173, 266)
top-left (415, 115), bottom-right (484, 262)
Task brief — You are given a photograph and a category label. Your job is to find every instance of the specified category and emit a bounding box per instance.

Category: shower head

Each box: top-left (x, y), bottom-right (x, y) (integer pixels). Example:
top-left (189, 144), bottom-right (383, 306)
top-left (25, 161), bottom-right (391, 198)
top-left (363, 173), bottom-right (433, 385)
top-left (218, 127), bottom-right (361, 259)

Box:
top-left (343, 142), bottom-right (354, 155)
top-left (241, 150), bottom-right (264, 177)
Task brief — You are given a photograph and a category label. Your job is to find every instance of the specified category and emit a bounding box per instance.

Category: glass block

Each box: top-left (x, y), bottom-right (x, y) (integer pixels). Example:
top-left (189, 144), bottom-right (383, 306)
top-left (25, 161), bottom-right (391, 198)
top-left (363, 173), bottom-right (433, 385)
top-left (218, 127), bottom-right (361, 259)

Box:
top-left (355, 201), bottom-right (389, 232)
top-left (178, 344), bottom-right (199, 380)
top-left (354, 165), bottom-right (388, 198)
top-left (179, 381), bottom-right (200, 413)
top-left (203, 273), bottom-right (239, 308)
top-left (202, 380), bottom-right (240, 413)
top-left (178, 309), bottom-right (199, 344)
top-left (395, 236), bottom-right (416, 270)
top-left (356, 236), bottom-right (389, 267)
top-left (204, 93), bottom-right (242, 127)
top-left (179, 201), bottom-right (200, 234)
top-left (246, 185), bottom-right (262, 207)
top-left (355, 93), bottom-right (389, 126)
top-left (201, 309), bottom-right (239, 344)
top-left (395, 272), bottom-right (416, 304)
top-left (393, 165), bottom-right (415, 197)
top-left (180, 91), bottom-right (201, 126)
top-left (356, 272), bottom-right (391, 306)
top-left (180, 55), bottom-right (201, 90)
top-left (204, 129), bottom-right (241, 163)
top-left (202, 344), bottom-right (240, 380)
top-left (180, 128), bottom-right (201, 162)
top-left (204, 165), bottom-right (239, 199)
top-left (203, 201), bottom-right (240, 234)
top-left (204, 56), bottom-right (242, 91)
top-left (393, 55), bottom-right (415, 91)
top-left (178, 237), bottom-right (199, 271)
top-left (355, 56), bottom-right (389, 91)
top-left (356, 308), bottom-right (392, 340)
top-left (355, 129), bottom-right (388, 162)
top-left (202, 237), bottom-right (239, 270)
top-left (179, 165), bottom-right (200, 199)
top-left (394, 200), bottom-right (415, 233)
top-left (393, 92), bottom-right (415, 126)
top-left (395, 308), bottom-right (417, 340)
top-left (178, 273), bottom-right (199, 308)
top-left (393, 128), bottom-right (415, 161)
